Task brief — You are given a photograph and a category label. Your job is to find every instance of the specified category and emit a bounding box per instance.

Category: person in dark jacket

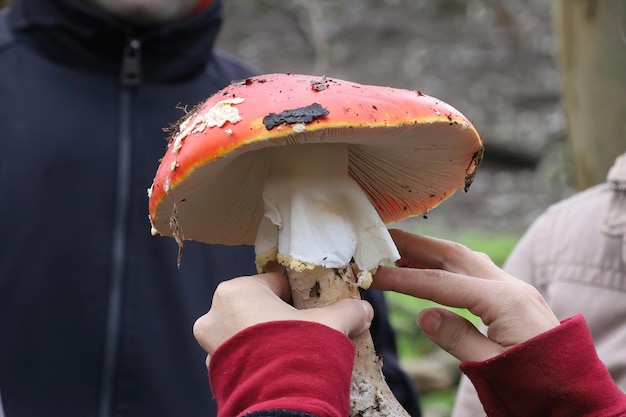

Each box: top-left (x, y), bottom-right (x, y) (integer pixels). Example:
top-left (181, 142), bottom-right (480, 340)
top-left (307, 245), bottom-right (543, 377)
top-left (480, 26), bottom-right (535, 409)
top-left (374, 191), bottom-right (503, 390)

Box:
top-left (0, 1), bottom-right (420, 417)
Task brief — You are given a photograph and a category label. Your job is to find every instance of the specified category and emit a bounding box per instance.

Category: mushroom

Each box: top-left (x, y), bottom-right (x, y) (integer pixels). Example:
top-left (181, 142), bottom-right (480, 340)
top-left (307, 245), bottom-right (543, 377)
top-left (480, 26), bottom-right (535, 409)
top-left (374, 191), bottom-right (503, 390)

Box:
top-left (148, 73), bottom-right (484, 416)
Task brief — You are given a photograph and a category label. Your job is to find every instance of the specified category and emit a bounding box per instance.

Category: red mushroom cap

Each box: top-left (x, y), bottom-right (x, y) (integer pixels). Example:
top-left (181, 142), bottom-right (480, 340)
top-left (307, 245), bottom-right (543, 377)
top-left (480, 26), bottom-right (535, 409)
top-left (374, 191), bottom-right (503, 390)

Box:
top-left (148, 73), bottom-right (483, 245)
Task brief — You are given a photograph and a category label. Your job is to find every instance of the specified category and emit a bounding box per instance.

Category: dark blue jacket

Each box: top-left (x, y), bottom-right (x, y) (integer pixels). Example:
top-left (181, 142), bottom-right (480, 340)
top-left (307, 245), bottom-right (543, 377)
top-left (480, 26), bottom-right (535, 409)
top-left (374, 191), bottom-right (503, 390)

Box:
top-left (0, 1), bottom-right (420, 416)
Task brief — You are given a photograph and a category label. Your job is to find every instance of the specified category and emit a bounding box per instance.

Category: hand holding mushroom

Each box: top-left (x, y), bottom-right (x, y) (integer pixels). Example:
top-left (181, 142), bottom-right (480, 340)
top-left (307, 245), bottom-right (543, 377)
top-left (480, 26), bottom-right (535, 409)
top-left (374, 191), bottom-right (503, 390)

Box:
top-left (148, 73), bottom-right (483, 416)
top-left (193, 272), bottom-right (374, 358)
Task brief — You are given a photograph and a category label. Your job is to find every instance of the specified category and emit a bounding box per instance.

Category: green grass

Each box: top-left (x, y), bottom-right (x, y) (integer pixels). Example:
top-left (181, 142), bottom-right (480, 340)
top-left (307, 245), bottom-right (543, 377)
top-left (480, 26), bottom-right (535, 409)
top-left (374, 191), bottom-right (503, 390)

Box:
top-left (420, 388), bottom-right (459, 416)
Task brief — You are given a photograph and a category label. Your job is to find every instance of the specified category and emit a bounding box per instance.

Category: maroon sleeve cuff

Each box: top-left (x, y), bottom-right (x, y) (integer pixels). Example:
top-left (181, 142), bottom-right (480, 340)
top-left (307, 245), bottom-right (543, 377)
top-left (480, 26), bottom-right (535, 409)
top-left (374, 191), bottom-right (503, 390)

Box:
top-left (460, 315), bottom-right (626, 417)
top-left (209, 320), bottom-right (355, 417)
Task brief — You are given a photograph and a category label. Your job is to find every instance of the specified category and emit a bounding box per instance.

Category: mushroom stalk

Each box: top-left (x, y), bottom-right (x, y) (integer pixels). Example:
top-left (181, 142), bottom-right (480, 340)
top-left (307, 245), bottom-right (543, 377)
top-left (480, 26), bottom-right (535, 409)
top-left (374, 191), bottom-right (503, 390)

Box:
top-left (254, 143), bottom-right (410, 416)
top-left (289, 265), bottom-right (410, 417)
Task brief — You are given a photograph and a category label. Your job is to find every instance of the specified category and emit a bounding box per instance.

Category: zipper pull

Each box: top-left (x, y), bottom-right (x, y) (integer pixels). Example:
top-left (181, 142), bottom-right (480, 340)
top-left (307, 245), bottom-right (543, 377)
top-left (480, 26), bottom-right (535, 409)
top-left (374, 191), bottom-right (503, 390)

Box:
top-left (120, 38), bottom-right (141, 86)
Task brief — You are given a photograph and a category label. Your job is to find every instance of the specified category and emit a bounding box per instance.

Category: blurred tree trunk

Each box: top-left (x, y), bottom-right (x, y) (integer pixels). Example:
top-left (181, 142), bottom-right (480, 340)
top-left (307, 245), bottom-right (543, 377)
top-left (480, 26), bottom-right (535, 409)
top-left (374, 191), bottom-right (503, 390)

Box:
top-left (552, 0), bottom-right (626, 190)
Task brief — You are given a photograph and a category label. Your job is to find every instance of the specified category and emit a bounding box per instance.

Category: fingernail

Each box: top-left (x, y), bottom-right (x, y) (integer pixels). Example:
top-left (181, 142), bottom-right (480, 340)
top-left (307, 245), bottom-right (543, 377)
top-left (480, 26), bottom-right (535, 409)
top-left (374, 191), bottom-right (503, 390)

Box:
top-left (419, 310), bottom-right (442, 335)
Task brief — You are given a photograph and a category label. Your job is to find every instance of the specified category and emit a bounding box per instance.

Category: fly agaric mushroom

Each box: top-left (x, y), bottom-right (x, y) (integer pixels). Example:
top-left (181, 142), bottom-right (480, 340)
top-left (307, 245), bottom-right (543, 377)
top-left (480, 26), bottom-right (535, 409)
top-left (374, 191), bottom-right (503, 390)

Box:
top-left (148, 73), bottom-right (483, 416)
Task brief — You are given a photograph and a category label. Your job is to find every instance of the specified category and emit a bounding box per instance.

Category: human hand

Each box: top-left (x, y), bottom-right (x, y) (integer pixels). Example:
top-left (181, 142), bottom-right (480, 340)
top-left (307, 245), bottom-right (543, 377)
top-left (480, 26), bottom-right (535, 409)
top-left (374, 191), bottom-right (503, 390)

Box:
top-left (193, 272), bottom-right (374, 359)
top-left (372, 229), bottom-right (560, 363)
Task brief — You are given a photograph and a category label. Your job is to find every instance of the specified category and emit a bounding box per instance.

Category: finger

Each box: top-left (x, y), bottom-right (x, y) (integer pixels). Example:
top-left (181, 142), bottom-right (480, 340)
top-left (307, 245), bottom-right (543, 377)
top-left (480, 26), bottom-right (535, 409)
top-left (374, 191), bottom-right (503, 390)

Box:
top-left (253, 272), bottom-right (292, 303)
top-left (193, 314), bottom-right (213, 353)
top-left (374, 264), bottom-right (520, 318)
top-left (194, 274), bottom-right (295, 354)
top-left (389, 229), bottom-right (502, 279)
top-left (395, 257), bottom-right (430, 269)
top-left (418, 308), bottom-right (505, 362)
top-left (372, 266), bottom-right (504, 314)
top-left (300, 299), bottom-right (374, 338)
top-left (390, 229), bottom-right (450, 269)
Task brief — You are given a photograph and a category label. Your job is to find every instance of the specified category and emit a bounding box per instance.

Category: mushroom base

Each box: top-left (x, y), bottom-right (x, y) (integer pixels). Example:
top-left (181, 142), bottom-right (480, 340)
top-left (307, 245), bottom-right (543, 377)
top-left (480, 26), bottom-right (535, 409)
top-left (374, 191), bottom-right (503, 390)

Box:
top-left (287, 265), bottom-right (410, 417)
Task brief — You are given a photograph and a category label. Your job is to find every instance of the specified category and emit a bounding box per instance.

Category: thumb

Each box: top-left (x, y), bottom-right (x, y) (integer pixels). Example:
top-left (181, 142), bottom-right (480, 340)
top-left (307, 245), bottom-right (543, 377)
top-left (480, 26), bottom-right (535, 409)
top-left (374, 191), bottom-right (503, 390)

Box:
top-left (301, 299), bottom-right (374, 338)
top-left (418, 308), bottom-right (505, 362)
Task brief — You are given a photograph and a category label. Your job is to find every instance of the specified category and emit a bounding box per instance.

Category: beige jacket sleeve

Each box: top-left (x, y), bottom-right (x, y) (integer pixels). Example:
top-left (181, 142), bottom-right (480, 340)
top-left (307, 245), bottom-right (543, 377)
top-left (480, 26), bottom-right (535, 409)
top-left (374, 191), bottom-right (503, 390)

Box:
top-left (452, 152), bottom-right (626, 417)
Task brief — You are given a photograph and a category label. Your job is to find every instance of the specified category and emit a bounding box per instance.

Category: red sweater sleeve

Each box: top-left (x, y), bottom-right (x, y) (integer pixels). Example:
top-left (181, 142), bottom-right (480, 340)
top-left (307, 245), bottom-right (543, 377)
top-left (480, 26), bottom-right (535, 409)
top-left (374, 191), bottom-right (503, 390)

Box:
top-left (209, 321), bottom-right (355, 417)
top-left (460, 315), bottom-right (626, 417)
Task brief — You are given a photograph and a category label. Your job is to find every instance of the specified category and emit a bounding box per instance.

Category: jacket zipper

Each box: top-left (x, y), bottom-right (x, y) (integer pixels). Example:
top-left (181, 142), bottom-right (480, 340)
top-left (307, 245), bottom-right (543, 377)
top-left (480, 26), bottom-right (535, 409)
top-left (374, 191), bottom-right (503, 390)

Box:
top-left (98, 37), bottom-right (141, 417)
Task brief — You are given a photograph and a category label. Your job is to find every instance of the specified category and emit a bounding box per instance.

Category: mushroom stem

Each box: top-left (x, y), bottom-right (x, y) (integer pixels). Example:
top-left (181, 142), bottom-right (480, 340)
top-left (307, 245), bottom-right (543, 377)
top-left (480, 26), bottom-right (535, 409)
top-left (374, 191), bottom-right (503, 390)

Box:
top-left (254, 143), bottom-right (409, 415)
top-left (288, 265), bottom-right (410, 417)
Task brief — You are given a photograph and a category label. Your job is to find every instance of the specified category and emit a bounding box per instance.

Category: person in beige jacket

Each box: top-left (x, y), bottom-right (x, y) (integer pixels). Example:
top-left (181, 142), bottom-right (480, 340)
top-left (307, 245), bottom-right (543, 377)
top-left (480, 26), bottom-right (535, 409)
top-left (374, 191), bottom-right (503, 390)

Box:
top-left (452, 152), bottom-right (626, 416)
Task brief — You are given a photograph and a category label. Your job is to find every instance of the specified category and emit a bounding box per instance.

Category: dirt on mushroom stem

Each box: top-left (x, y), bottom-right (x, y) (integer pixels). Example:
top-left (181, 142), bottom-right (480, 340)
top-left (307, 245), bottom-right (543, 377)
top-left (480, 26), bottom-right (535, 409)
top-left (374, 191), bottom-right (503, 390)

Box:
top-left (287, 264), bottom-right (411, 417)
